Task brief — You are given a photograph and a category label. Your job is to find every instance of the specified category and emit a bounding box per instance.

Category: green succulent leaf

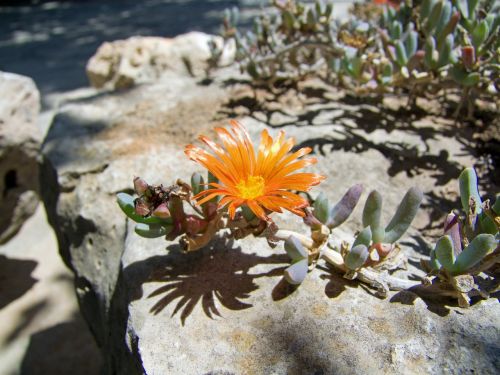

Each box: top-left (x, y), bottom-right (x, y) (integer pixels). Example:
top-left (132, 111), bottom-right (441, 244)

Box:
top-left (363, 190), bottom-right (383, 235)
top-left (284, 236), bottom-right (309, 262)
top-left (424, 0), bottom-right (444, 35)
top-left (450, 66), bottom-right (480, 86)
top-left (478, 213), bottom-right (498, 236)
top-left (429, 248), bottom-right (441, 271)
top-left (384, 187), bottom-right (423, 244)
top-left (455, 0), bottom-right (469, 19)
top-left (438, 34), bottom-right (455, 67)
top-left (453, 234), bottom-right (497, 274)
top-left (459, 167), bottom-right (482, 215)
top-left (435, 235), bottom-right (455, 272)
top-left (467, 0), bottom-right (480, 18)
top-left (424, 36), bottom-right (437, 69)
top-left (345, 244), bottom-right (369, 270)
top-left (134, 223), bottom-right (171, 238)
top-left (392, 21), bottom-right (402, 39)
top-left (353, 226), bottom-right (372, 248)
top-left (405, 30), bottom-right (418, 58)
top-left (420, 0), bottom-right (435, 19)
top-left (395, 40), bottom-right (408, 66)
top-left (328, 184), bottom-right (364, 229)
top-left (284, 258), bottom-right (309, 285)
top-left (471, 20), bottom-right (489, 49)
top-left (435, 1), bottom-right (452, 37)
top-left (313, 192), bottom-right (330, 224)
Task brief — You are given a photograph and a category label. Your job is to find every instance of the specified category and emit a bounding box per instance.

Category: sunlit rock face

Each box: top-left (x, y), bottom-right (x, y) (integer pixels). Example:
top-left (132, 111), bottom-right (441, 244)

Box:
top-left (0, 71), bottom-right (41, 244)
top-left (41, 33), bottom-right (499, 375)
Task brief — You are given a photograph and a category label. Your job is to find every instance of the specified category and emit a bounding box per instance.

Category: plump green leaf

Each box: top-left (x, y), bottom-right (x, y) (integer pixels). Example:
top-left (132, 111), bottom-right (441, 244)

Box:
top-left (472, 20), bottom-right (489, 49)
top-left (134, 223), bottom-right (171, 238)
top-left (435, 1), bottom-right (452, 36)
top-left (328, 184), bottom-right (364, 229)
top-left (345, 244), bottom-right (369, 270)
top-left (405, 30), bottom-right (418, 58)
top-left (384, 187), bottom-right (423, 243)
top-left (353, 226), bottom-right (372, 248)
top-left (453, 234), bottom-right (497, 274)
top-left (438, 34), bottom-right (455, 67)
top-left (313, 192), bottom-right (330, 224)
top-left (429, 248), bottom-right (441, 270)
top-left (395, 40), bottom-right (408, 66)
top-left (459, 167), bottom-right (482, 215)
top-left (425, 0), bottom-right (444, 35)
top-left (435, 235), bottom-right (455, 272)
top-left (284, 258), bottom-right (309, 285)
top-left (420, 0), bottom-right (435, 20)
top-left (424, 36), bottom-right (437, 69)
top-left (362, 190), bottom-right (382, 234)
top-left (284, 236), bottom-right (308, 262)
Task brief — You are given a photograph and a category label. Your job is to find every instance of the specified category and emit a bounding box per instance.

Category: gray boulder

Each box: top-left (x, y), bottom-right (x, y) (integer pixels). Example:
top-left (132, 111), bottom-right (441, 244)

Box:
top-left (0, 71), bottom-right (41, 244)
top-left (41, 62), bottom-right (499, 373)
top-left (86, 32), bottom-right (234, 90)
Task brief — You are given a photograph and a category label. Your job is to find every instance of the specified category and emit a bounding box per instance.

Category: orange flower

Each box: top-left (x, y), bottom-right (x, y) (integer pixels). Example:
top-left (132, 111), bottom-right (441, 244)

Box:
top-left (373, 0), bottom-right (400, 9)
top-left (185, 120), bottom-right (325, 221)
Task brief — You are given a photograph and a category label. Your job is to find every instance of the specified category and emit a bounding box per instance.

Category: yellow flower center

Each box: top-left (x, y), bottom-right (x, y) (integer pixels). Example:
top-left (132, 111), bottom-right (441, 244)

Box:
top-left (236, 175), bottom-right (265, 200)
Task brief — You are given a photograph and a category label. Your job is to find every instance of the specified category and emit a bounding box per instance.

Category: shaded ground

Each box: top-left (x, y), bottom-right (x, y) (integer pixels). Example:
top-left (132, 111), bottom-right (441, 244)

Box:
top-left (0, 206), bottom-right (101, 375)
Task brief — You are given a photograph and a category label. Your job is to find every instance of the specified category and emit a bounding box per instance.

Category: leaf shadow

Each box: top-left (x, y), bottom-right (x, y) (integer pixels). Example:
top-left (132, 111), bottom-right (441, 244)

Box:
top-left (126, 236), bottom-right (288, 325)
top-left (316, 264), bottom-right (377, 300)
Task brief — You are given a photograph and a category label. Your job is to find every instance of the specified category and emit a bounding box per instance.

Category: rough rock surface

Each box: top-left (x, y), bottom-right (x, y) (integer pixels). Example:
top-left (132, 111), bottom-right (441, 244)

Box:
top-left (86, 32), bottom-right (234, 90)
top-left (42, 57), bottom-right (499, 373)
top-left (0, 71), bottom-right (41, 244)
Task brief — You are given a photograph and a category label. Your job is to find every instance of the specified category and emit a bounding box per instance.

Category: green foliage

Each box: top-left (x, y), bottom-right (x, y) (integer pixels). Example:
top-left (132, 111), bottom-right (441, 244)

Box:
top-left (326, 184), bottom-right (364, 229)
top-left (213, 0), bottom-right (499, 115)
top-left (284, 258), bottom-right (309, 285)
top-left (384, 187), bottom-right (423, 244)
top-left (345, 244), bottom-right (369, 270)
top-left (283, 235), bottom-right (309, 284)
top-left (431, 167), bottom-right (499, 275)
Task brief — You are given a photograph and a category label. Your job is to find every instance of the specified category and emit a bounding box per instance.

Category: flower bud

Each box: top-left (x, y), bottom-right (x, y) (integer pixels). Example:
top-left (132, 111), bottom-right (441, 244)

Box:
top-left (134, 198), bottom-right (150, 216)
top-left (461, 46), bottom-right (475, 70)
top-left (152, 203), bottom-right (171, 219)
top-left (133, 177), bottom-right (148, 195)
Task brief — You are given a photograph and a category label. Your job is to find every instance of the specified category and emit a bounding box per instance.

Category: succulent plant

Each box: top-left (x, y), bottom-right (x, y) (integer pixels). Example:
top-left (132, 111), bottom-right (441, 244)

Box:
top-left (429, 167), bottom-right (499, 275)
top-left (422, 167), bottom-right (499, 307)
top-left (344, 187), bottom-right (423, 271)
top-left (209, 0), bottom-right (499, 116)
top-left (117, 178), bottom-right (174, 239)
top-left (314, 185), bottom-right (422, 271)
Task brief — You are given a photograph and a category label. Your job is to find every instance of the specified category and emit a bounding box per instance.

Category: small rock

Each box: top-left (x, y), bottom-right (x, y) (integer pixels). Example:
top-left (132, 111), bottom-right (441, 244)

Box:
top-left (0, 71), bottom-right (41, 244)
top-left (86, 32), bottom-right (234, 90)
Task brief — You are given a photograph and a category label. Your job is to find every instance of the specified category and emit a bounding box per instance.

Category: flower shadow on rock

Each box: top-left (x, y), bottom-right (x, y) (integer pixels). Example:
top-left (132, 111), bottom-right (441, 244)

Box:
top-left (142, 237), bottom-right (288, 325)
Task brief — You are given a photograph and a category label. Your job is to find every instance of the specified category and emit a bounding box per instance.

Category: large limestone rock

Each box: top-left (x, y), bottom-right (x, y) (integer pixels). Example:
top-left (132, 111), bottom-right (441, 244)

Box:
top-left (42, 58), bottom-right (499, 373)
top-left (86, 32), bottom-right (234, 90)
top-left (0, 72), bottom-right (41, 244)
